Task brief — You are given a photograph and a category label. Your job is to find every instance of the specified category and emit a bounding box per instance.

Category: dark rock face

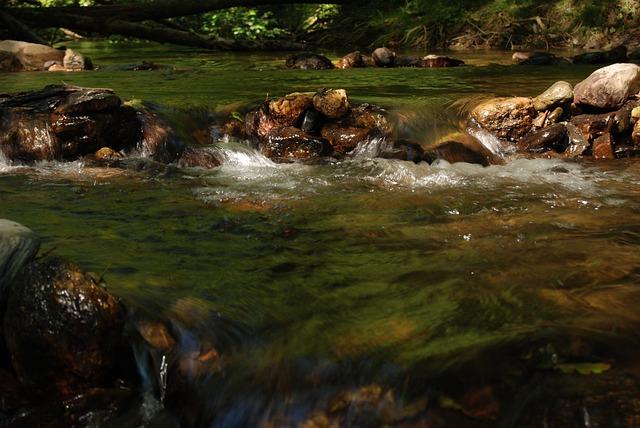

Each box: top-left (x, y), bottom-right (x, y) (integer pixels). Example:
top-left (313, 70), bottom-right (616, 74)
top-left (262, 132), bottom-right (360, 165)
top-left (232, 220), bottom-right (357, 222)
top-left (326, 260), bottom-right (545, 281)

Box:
top-left (261, 126), bottom-right (331, 161)
top-left (372, 47), bottom-right (395, 67)
top-left (320, 123), bottom-right (371, 154)
top-left (0, 51), bottom-right (22, 73)
top-left (178, 147), bottom-right (221, 169)
top-left (0, 85), bottom-right (181, 164)
top-left (3, 257), bottom-right (126, 398)
top-left (422, 55), bottom-right (465, 67)
top-left (285, 53), bottom-right (334, 70)
top-left (336, 51), bottom-right (366, 69)
top-left (423, 134), bottom-right (496, 166)
top-left (517, 123), bottom-right (568, 153)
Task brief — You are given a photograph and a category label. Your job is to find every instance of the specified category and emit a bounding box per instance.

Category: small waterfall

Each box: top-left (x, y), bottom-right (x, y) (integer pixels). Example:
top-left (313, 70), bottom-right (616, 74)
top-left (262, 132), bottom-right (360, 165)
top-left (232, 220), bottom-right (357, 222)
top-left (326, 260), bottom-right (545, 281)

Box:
top-left (213, 141), bottom-right (274, 168)
top-left (466, 121), bottom-right (514, 158)
top-left (350, 137), bottom-right (394, 159)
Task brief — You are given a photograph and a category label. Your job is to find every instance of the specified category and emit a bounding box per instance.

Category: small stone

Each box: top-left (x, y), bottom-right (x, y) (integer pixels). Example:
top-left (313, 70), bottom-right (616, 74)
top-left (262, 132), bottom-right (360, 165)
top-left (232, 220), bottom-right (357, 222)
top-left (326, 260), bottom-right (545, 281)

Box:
top-left (517, 124), bottom-right (568, 153)
top-left (533, 81), bottom-right (573, 111)
top-left (177, 147), bottom-right (221, 169)
top-left (423, 132), bottom-right (498, 166)
top-left (285, 53), bottom-right (334, 70)
top-left (320, 123), bottom-right (370, 154)
top-left (313, 89), bottom-right (350, 119)
top-left (422, 54), bottom-right (464, 67)
top-left (547, 107), bottom-right (564, 123)
top-left (632, 107), bottom-right (640, 120)
top-left (564, 123), bottom-right (590, 157)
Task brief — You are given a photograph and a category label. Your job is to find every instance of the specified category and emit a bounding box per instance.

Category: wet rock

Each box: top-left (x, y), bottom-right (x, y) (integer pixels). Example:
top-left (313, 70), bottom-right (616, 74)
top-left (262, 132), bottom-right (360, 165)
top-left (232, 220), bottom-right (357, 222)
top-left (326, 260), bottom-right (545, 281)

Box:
top-left (136, 319), bottom-right (176, 352)
top-left (516, 123), bottom-right (568, 154)
top-left (423, 133), bottom-right (497, 166)
top-left (512, 51), bottom-right (565, 66)
top-left (422, 54), bottom-right (465, 68)
top-left (0, 50), bottom-right (22, 72)
top-left (573, 63), bottom-right (640, 110)
top-left (62, 49), bottom-right (88, 71)
top-left (177, 147), bottom-right (221, 169)
top-left (125, 61), bottom-right (169, 71)
top-left (564, 123), bottom-right (590, 157)
top-left (572, 45), bottom-right (628, 64)
top-left (470, 97), bottom-right (537, 143)
top-left (300, 108), bottom-right (325, 133)
top-left (93, 147), bottom-right (122, 161)
top-left (0, 220), bottom-right (39, 294)
top-left (546, 106), bottom-right (565, 123)
top-left (313, 89), bottom-right (350, 119)
top-left (285, 53), bottom-right (334, 70)
top-left (395, 55), bottom-right (423, 67)
top-left (570, 112), bottom-right (616, 142)
top-left (350, 104), bottom-right (391, 133)
top-left (533, 81), bottom-right (573, 111)
top-left (261, 126), bottom-right (331, 161)
top-left (0, 40), bottom-right (64, 71)
top-left (135, 108), bottom-right (184, 163)
top-left (268, 92), bottom-right (313, 126)
top-left (244, 108), bottom-right (277, 141)
top-left (54, 88), bottom-right (121, 115)
top-left (3, 257), bottom-right (125, 398)
top-left (372, 47), bottom-right (395, 67)
top-left (379, 139), bottom-right (424, 163)
top-left (43, 60), bottom-right (65, 72)
top-left (336, 51), bottom-right (366, 69)
top-left (320, 123), bottom-right (371, 154)
top-left (593, 132), bottom-right (615, 159)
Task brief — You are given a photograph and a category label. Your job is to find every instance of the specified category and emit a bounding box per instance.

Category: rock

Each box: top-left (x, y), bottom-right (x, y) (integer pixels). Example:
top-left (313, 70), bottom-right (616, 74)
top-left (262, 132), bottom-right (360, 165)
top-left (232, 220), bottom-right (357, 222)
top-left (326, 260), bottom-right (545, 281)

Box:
top-left (512, 51), bottom-right (565, 66)
top-left (395, 56), bottom-right (423, 67)
top-left (134, 108), bottom-right (184, 163)
top-left (313, 89), bottom-right (350, 119)
top-left (572, 45), bottom-right (628, 65)
top-left (533, 81), bottom-right (573, 111)
top-left (573, 63), bottom-right (640, 110)
top-left (4, 257), bottom-right (125, 398)
top-left (372, 47), bottom-right (395, 67)
top-left (62, 48), bottom-right (88, 71)
top-left (135, 319), bottom-right (176, 352)
top-left (285, 53), bottom-right (334, 70)
top-left (547, 106), bottom-right (565, 123)
top-left (633, 121), bottom-right (640, 146)
top-left (516, 123), bottom-right (568, 153)
top-left (423, 133), bottom-right (497, 166)
top-left (55, 88), bottom-right (121, 115)
top-left (320, 123), bottom-right (371, 154)
top-left (378, 140), bottom-right (424, 163)
top-left (422, 54), bottom-right (465, 67)
top-left (0, 220), bottom-right (39, 294)
top-left (261, 126), bottom-right (331, 161)
top-left (93, 147), bottom-right (122, 161)
top-left (470, 97), bottom-right (537, 143)
top-left (350, 104), bottom-right (390, 133)
top-left (0, 50), bottom-right (22, 72)
top-left (632, 106), bottom-right (640, 119)
top-left (336, 51), bottom-right (366, 69)
top-left (564, 123), bottom-right (590, 157)
top-left (125, 61), bottom-right (169, 71)
top-left (177, 147), bottom-right (221, 169)
top-left (0, 40), bottom-right (64, 71)
top-left (268, 92), bottom-right (313, 126)
top-left (593, 132), bottom-right (615, 159)
top-left (570, 112), bottom-right (617, 142)
top-left (43, 60), bottom-right (65, 72)
top-left (300, 108), bottom-right (325, 133)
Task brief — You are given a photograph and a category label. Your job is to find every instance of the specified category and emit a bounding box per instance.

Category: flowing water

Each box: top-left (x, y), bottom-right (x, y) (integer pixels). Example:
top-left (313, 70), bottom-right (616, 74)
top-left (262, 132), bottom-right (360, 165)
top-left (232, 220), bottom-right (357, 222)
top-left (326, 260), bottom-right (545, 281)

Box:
top-left (2, 42), bottom-right (640, 427)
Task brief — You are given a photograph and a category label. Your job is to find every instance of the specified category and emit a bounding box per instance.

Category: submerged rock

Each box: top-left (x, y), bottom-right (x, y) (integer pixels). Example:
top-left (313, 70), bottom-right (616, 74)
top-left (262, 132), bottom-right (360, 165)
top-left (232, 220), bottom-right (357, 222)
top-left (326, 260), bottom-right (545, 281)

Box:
top-left (285, 52), bottom-right (334, 70)
top-left (512, 51), bottom-right (566, 66)
top-left (533, 81), bottom-right (573, 112)
top-left (573, 63), bottom-right (640, 110)
top-left (4, 257), bottom-right (126, 398)
top-left (177, 147), bottom-right (221, 169)
top-left (470, 97), bottom-right (537, 143)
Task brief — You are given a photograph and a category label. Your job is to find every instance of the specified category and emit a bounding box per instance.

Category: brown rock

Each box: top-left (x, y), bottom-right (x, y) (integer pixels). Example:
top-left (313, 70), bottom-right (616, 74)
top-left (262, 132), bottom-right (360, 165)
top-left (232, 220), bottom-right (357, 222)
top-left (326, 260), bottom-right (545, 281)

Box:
top-left (574, 63), bottom-right (640, 110)
top-left (313, 89), bottom-right (350, 119)
top-left (372, 47), bottom-right (395, 67)
top-left (136, 108), bottom-right (184, 163)
top-left (564, 123), bottom-right (590, 157)
top-left (423, 133), bottom-right (498, 166)
top-left (593, 132), bottom-right (615, 159)
top-left (320, 123), bottom-right (370, 154)
top-left (62, 49), bottom-right (87, 71)
top-left (261, 126), bottom-right (331, 161)
top-left (395, 56), bottom-right (423, 67)
top-left (570, 112), bottom-right (616, 142)
top-left (470, 97), bottom-right (537, 143)
top-left (633, 121), bottom-right (640, 146)
top-left (572, 45), bottom-right (628, 65)
top-left (533, 81), bottom-right (573, 112)
top-left (512, 51), bottom-right (565, 65)
top-left (516, 123), bottom-right (568, 153)
top-left (4, 257), bottom-right (125, 398)
top-left (0, 40), bottom-right (64, 71)
top-left (94, 147), bottom-right (121, 161)
top-left (336, 51), bottom-right (366, 69)
top-left (244, 108), bottom-right (276, 141)
top-left (378, 139), bottom-right (424, 163)
top-left (136, 320), bottom-right (176, 351)
top-left (285, 53), bottom-right (334, 70)
top-left (422, 54), bottom-right (464, 67)
top-left (177, 147), bottom-right (221, 169)
top-left (268, 93), bottom-right (313, 126)
top-left (0, 50), bottom-right (22, 72)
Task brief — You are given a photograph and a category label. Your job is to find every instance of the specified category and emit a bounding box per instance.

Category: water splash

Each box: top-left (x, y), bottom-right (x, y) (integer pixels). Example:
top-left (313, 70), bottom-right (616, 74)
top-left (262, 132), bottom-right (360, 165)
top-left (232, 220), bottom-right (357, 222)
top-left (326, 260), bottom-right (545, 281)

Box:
top-left (159, 354), bottom-right (168, 403)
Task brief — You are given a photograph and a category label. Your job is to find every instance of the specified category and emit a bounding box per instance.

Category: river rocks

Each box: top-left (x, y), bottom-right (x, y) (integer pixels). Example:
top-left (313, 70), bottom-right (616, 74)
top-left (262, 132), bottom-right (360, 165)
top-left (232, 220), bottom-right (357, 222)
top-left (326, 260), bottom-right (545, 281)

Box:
top-left (261, 126), bottom-right (330, 161)
top-left (0, 220), bottom-right (39, 296)
top-left (395, 55), bottom-right (423, 67)
top-left (320, 123), bottom-right (370, 154)
top-left (0, 40), bottom-right (63, 71)
top-left (423, 133), bottom-right (497, 166)
top-left (512, 51), bottom-right (565, 66)
top-left (268, 92), bottom-right (313, 126)
top-left (3, 257), bottom-right (125, 397)
top-left (285, 52), bottom-right (334, 70)
top-left (516, 123), bottom-right (568, 154)
top-left (471, 97), bottom-right (537, 143)
top-left (422, 54), bottom-right (465, 68)
top-left (313, 89), bottom-right (350, 119)
top-left (336, 51), bottom-right (365, 69)
top-left (0, 51), bottom-right (21, 72)
top-left (573, 63), bottom-right (640, 110)
top-left (177, 147), bottom-right (221, 169)
top-left (533, 81), bottom-right (573, 111)
top-left (63, 48), bottom-right (91, 71)
top-left (572, 45), bottom-right (628, 65)
top-left (372, 47), bottom-right (395, 67)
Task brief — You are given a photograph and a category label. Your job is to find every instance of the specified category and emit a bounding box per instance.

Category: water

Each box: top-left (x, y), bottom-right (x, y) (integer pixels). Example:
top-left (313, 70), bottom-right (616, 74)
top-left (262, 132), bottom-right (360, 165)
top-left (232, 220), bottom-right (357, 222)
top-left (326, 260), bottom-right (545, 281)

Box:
top-left (1, 42), bottom-right (639, 426)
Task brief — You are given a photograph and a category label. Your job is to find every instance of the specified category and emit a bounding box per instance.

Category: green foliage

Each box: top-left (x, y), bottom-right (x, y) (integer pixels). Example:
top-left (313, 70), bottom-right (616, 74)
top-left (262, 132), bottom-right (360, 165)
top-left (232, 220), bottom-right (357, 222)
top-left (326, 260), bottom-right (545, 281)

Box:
top-left (199, 8), bottom-right (286, 41)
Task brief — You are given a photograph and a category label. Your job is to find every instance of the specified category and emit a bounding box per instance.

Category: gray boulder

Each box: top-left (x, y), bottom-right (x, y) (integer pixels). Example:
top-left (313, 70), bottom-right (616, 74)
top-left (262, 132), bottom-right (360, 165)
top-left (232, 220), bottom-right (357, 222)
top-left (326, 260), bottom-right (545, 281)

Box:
top-left (574, 63), bottom-right (640, 110)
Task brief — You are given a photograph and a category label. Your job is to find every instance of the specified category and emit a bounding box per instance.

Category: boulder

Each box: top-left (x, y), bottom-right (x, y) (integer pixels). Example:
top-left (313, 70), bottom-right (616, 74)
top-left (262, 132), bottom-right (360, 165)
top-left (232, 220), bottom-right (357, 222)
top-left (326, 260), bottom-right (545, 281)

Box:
top-left (371, 47), bottom-right (395, 67)
top-left (533, 81), bottom-right (573, 111)
top-left (0, 220), bottom-right (39, 294)
top-left (592, 132), bottom-right (615, 159)
top-left (573, 63), bottom-right (640, 110)
top-left (268, 92), bottom-right (313, 126)
top-left (313, 89), bottom-right (350, 119)
top-left (572, 45), bottom-right (628, 65)
top-left (135, 108), bottom-right (184, 163)
top-left (336, 51), bottom-right (366, 69)
top-left (177, 147), bottom-right (221, 169)
top-left (0, 40), bottom-right (64, 71)
top-left (570, 112), bottom-right (617, 142)
top-left (261, 126), bottom-right (331, 161)
top-left (470, 97), bottom-right (537, 143)
top-left (3, 257), bottom-right (125, 397)
top-left (423, 133), bottom-right (498, 166)
top-left (0, 51), bottom-right (22, 72)
top-left (516, 123), bottom-right (569, 154)
top-left (285, 53), bottom-right (334, 70)
top-left (320, 123), bottom-right (371, 154)
top-left (422, 55), bottom-right (465, 68)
